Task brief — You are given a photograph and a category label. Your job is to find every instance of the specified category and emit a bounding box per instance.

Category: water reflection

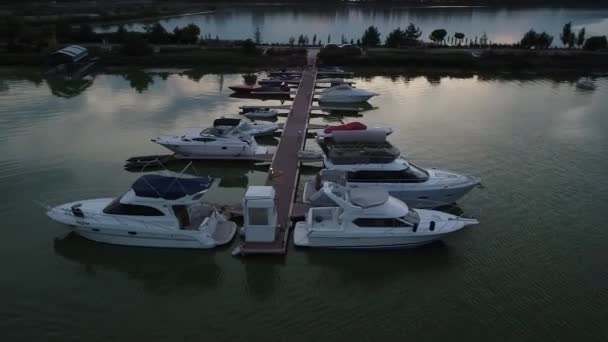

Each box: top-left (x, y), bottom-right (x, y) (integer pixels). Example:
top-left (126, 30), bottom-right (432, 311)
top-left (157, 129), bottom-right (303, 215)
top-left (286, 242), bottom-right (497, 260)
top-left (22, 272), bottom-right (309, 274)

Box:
top-left (54, 233), bottom-right (222, 294)
top-left (243, 257), bottom-right (283, 300)
top-left (46, 76), bottom-right (94, 98)
top-left (122, 69), bottom-right (155, 93)
top-left (301, 242), bottom-right (456, 286)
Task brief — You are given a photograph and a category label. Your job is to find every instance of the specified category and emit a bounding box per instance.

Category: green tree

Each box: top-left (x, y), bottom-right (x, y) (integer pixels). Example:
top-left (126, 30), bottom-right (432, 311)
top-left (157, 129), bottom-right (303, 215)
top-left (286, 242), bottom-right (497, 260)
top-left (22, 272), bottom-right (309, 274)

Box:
top-left (55, 20), bottom-right (73, 42)
top-left (404, 23), bottom-right (422, 46)
top-left (480, 32), bottom-right (488, 46)
top-left (582, 36), bottom-right (607, 51)
top-left (181, 23), bottom-right (201, 44)
top-left (385, 28), bottom-right (405, 48)
top-left (576, 28), bottom-right (586, 48)
top-left (297, 34), bottom-right (305, 45)
top-left (121, 34), bottom-right (153, 56)
top-left (454, 32), bottom-right (465, 45)
top-left (520, 30), bottom-right (553, 49)
top-left (327, 34), bottom-right (331, 44)
top-left (429, 29), bottom-right (447, 44)
top-left (77, 23), bottom-right (96, 42)
top-left (116, 25), bottom-right (128, 43)
top-left (242, 39), bottom-right (257, 54)
top-left (361, 25), bottom-right (381, 47)
top-left (560, 22), bottom-right (575, 48)
top-left (254, 26), bottom-right (261, 44)
top-left (312, 34), bottom-right (317, 45)
top-left (144, 23), bottom-right (169, 44)
top-left (289, 36), bottom-right (295, 47)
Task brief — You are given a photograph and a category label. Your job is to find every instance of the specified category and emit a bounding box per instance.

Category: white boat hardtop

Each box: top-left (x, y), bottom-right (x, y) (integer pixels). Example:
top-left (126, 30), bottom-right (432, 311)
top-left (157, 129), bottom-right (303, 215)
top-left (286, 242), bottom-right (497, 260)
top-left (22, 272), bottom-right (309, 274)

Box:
top-left (46, 175), bottom-right (237, 249)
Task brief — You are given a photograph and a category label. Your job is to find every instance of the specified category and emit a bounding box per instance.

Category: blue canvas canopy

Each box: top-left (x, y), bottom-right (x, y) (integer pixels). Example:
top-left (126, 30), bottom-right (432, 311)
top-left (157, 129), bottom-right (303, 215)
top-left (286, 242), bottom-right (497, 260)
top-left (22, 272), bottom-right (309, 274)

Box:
top-left (132, 175), bottom-right (214, 200)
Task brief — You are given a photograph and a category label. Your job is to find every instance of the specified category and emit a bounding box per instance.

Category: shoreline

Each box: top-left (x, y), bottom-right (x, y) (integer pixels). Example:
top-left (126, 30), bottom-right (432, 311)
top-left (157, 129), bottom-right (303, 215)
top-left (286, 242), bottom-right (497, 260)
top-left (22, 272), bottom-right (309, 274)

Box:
top-left (3, 47), bottom-right (608, 73)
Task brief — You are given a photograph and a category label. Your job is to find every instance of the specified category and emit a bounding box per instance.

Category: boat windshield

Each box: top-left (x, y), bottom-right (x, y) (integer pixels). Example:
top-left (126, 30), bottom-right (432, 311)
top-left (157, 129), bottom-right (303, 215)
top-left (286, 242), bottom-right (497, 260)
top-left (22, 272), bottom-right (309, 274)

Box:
top-left (399, 210), bottom-right (420, 226)
top-left (102, 195), bottom-right (165, 216)
top-left (407, 163), bottom-right (429, 180)
top-left (200, 128), bottom-right (222, 137)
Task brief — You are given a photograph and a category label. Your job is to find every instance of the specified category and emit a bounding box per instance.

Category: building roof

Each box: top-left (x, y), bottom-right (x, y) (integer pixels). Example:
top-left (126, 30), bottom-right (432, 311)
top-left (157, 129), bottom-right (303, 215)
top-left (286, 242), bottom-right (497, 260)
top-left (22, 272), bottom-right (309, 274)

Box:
top-left (131, 175), bottom-right (214, 200)
top-left (52, 45), bottom-right (88, 63)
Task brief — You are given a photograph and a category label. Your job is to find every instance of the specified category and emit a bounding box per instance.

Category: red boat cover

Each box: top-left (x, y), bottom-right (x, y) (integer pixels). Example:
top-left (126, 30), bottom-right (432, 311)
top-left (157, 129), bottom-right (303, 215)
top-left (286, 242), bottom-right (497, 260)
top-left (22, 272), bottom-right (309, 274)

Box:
top-left (324, 121), bottom-right (367, 133)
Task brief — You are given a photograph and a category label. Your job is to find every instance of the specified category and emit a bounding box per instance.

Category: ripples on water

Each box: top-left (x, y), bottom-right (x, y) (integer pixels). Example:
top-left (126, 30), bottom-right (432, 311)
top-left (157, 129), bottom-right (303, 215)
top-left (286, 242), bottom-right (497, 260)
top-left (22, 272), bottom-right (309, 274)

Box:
top-left (1, 68), bottom-right (607, 341)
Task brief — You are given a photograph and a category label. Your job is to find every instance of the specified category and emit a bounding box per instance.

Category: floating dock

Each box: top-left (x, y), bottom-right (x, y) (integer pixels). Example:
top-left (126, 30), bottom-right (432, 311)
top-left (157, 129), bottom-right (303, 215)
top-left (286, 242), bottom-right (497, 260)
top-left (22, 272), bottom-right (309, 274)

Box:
top-left (238, 67), bottom-right (318, 255)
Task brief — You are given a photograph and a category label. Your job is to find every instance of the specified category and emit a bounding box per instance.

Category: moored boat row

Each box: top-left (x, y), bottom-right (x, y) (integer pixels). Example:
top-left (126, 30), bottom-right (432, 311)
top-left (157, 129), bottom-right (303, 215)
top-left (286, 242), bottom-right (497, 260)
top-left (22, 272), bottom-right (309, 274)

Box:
top-left (43, 66), bottom-right (481, 253)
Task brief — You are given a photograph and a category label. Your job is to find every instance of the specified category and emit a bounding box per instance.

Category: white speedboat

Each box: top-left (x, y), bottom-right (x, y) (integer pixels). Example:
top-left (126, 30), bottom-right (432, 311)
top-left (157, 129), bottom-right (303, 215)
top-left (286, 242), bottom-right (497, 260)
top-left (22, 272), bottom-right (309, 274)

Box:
top-left (294, 182), bottom-right (478, 249)
top-left (152, 128), bottom-right (267, 157)
top-left (213, 117), bottom-right (278, 136)
top-left (45, 175), bottom-right (237, 249)
top-left (318, 84), bottom-right (378, 103)
top-left (304, 130), bottom-right (480, 208)
top-left (243, 109), bottom-right (279, 119)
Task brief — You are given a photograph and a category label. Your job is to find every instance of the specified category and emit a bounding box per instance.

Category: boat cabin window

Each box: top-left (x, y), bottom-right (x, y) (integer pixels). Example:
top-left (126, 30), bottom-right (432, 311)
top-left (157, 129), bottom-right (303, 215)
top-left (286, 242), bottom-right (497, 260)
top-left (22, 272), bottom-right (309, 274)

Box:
top-left (192, 137), bottom-right (216, 142)
top-left (353, 218), bottom-right (408, 228)
top-left (346, 167), bottom-right (428, 183)
top-left (248, 207), bottom-right (268, 225)
top-left (103, 197), bottom-right (165, 216)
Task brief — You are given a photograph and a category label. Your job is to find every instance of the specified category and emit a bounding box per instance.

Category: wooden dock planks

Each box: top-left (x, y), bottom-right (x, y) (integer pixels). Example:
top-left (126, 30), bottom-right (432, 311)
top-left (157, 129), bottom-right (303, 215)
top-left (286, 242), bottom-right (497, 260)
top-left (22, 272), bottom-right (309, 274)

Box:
top-left (239, 68), bottom-right (318, 255)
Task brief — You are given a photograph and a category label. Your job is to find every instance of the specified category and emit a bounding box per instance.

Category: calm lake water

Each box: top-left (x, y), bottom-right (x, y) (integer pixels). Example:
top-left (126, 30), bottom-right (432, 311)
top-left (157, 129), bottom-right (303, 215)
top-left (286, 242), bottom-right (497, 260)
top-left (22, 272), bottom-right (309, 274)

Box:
top-left (1, 68), bottom-right (608, 341)
top-left (96, 6), bottom-right (608, 44)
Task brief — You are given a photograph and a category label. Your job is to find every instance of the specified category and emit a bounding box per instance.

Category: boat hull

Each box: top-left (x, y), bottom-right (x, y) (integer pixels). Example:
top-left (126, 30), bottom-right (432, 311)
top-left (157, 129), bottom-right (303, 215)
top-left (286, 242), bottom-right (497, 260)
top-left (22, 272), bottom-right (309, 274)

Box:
top-left (318, 95), bottom-right (374, 103)
top-left (156, 143), bottom-right (259, 157)
top-left (53, 222), bottom-right (236, 249)
top-left (294, 223), bottom-right (446, 249)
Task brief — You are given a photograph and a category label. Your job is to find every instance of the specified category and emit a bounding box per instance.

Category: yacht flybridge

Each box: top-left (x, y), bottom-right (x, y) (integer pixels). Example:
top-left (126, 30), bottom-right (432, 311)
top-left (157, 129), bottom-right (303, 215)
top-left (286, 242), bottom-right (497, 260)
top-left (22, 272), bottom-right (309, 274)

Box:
top-left (304, 126), bottom-right (480, 208)
top-left (152, 127), bottom-right (267, 157)
top-left (294, 182), bottom-right (478, 249)
top-left (318, 84), bottom-right (378, 103)
top-left (45, 175), bottom-right (237, 249)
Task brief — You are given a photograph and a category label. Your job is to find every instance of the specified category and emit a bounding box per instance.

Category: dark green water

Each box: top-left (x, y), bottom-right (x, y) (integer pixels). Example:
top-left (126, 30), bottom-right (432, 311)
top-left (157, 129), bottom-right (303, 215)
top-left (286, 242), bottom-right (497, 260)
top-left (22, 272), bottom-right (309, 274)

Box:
top-left (1, 68), bottom-right (607, 341)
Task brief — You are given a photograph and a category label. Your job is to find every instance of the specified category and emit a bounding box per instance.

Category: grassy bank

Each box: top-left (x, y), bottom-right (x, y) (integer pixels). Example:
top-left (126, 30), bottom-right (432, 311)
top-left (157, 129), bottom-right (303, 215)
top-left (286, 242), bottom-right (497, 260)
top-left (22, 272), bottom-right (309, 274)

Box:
top-left (320, 48), bottom-right (608, 71)
top-left (0, 48), bottom-right (306, 68)
top-left (2, 46), bottom-right (608, 71)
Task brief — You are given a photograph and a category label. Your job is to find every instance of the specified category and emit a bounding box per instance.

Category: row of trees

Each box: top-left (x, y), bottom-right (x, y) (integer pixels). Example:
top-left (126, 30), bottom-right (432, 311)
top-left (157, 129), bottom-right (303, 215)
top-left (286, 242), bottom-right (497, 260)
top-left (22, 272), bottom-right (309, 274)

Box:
top-left (356, 22), bottom-right (606, 50)
top-left (360, 24), bottom-right (489, 48)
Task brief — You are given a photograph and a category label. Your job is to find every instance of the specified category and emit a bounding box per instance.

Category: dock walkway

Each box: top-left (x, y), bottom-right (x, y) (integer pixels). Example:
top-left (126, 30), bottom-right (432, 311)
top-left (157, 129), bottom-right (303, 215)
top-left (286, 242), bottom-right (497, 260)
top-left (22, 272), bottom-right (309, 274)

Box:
top-left (239, 68), bottom-right (318, 255)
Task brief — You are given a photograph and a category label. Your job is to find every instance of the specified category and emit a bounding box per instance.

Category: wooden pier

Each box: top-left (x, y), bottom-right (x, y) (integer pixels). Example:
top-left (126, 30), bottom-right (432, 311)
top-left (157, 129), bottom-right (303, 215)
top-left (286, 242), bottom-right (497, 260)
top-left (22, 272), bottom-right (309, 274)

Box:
top-left (239, 67), bottom-right (318, 255)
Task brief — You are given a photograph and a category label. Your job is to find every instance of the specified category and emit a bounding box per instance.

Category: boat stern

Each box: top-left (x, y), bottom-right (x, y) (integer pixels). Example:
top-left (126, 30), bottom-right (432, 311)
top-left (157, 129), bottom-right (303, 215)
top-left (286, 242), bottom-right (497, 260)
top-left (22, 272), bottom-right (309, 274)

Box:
top-left (293, 222), bottom-right (311, 247)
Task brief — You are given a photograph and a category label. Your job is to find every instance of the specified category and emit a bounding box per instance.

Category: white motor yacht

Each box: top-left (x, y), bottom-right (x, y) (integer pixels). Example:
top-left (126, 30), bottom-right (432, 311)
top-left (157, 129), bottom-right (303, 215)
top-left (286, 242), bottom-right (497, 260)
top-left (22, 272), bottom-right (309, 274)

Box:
top-left (294, 182), bottom-right (478, 249)
top-left (318, 84), bottom-right (378, 103)
top-left (304, 129), bottom-right (480, 208)
top-left (213, 117), bottom-right (278, 136)
top-left (152, 128), bottom-right (267, 157)
top-left (45, 175), bottom-right (237, 249)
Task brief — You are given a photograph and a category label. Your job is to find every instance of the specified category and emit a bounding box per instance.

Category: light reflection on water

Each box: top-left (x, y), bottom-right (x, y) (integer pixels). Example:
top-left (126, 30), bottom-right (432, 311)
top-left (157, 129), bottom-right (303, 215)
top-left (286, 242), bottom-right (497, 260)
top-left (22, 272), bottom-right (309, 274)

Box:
top-left (0, 68), bottom-right (607, 341)
top-left (94, 6), bottom-right (608, 45)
